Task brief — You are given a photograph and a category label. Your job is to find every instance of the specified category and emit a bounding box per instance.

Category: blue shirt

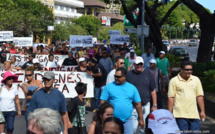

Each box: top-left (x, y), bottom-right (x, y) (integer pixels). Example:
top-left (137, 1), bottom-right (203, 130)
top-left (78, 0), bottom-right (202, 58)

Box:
top-left (100, 82), bottom-right (141, 122)
top-left (28, 88), bottom-right (67, 113)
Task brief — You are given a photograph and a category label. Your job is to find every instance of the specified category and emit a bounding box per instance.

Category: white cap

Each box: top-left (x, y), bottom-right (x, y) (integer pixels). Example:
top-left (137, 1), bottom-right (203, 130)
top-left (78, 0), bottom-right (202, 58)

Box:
top-left (160, 51), bottom-right (166, 54)
top-left (78, 57), bottom-right (86, 62)
top-left (130, 49), bottom-right (135, 52)
top-left (33, 59), bottom-right (39, 64)
top-left (148, 109), bottom-right (181, 134)
top-left (134, 56), bottom-right (144, 64)
top-left (149, 59), bottom-right (157, 64)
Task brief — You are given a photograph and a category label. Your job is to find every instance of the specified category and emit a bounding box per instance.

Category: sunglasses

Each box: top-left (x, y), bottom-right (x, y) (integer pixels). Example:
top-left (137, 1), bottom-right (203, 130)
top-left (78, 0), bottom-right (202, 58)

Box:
top-left (6, 77), bottom-right (14, 80)
top-left (135, 63), bottom-right (143, 66)
top-left (120, 62), bottom-right (125, 65)
top-left (25, 74), bottom-right (33, 77)
top-left (42, 78), bottom-right (52, 82)
top-left (183, 69), bottom-right (193, 71)
top-left (114, 75), bottom-right (124, 78)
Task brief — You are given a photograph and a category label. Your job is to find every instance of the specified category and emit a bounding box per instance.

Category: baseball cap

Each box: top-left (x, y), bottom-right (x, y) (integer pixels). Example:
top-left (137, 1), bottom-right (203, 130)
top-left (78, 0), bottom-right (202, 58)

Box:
top-left (160, 51), bottom-right (166, 54)
top-left (134, 56), bottom-right (144, 64)
top-left (149, 59), bottom-right (157, 64)
top-left (43, 72), bottom-right (55, 80)
top-left (148, 109), bottom-right (181, 134)
top-left (78, 57), bottom-right (86, 62)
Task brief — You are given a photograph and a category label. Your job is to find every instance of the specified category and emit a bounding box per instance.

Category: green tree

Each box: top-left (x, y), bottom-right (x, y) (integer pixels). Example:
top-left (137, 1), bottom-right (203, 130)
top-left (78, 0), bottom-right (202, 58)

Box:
top-left (97, 22), bottom-right (124, 41)
top-left (53, 23), bottom-right (87, 41)
top-left (73, 15), bottom-right (101, 36)
top-left (181, 0), bottom-right (215, 62)
top-left (0, 0), bottom-right (54, 38)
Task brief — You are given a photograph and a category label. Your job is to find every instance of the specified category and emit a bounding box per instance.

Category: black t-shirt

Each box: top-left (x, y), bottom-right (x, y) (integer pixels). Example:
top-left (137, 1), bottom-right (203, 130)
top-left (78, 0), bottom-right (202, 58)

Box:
top-left (126, 69), bottom-right (156, 104)
top-left (62, 58), bottom-right (77, 66)
top-left (90, 64), bottom-right (107, 88)
top-left (67, 97), bottom-right (85, 122)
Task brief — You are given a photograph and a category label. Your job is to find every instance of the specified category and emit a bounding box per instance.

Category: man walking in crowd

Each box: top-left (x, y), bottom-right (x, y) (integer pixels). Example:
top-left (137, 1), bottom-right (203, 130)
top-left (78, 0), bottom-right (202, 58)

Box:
top-left (62, 52), bottom-right (78, 66)
top-left (27, 71), bottom-right (68, 134)
top-left (126, 56), bottom-right (157, 131)
top-left (141, 48), bottom-right (155, 68)
top-left (106, 56), bottom-right (125, 84)
top-left (87, 58), bottom-right (107, 109)
top-left (99, 50), bottom-right (113, 74)
top-left (168, 61), bottom-right (206, 134)
top-left (100, 67), bottom-right (144, 134)
top-left (156, 51), bottom-right (170, 93)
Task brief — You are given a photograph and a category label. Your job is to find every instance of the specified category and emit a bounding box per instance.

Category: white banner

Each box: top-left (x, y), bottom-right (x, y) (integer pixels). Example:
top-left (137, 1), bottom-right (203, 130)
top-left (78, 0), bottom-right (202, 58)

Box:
top-left (110, 35), bottom-right (130, 45)
top-left (0, 71), bottom-right (94, 98)
top-left (0, 31), bottom-right (13, 42)
top-left (44, 66), bottom-right (77, 71)
top-left (6, 54), bottom-right (68, 67)
top-left (69, 35), bottom-right (93, 48)
top-left (13, 37), bottom-right (33, 47)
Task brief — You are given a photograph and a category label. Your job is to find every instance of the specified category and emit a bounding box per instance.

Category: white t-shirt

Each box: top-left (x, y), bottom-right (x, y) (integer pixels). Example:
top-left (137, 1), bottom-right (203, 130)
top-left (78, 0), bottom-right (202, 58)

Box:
top-left (46, 61), bottom-right (59, 68)
top-left (0, 85), bottom-right (18, 111)
top-left (106, 69), bottom-right (116, 84)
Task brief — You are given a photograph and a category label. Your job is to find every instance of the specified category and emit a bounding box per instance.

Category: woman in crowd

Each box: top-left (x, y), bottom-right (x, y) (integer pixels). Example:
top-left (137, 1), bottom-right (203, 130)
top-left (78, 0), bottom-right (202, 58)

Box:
top-left (102, 117), bottom-right (124, 134)
top-left (0, 71), bottom-right (21, 134)
top-left (88, 102), bottom-right (113, 134)
top-left (20, 68), bottom-right (43, 112)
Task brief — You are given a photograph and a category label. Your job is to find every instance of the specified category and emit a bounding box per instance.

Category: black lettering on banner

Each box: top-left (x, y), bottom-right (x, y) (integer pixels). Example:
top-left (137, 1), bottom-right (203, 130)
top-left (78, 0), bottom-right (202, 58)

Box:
top-left (38, 56), bottom-right (44, 62)
top-left (67, 73), bottom-right (76, 83)
top-left (44, 57), bottom-right (48, 62)
top-left (0, 72), bottom-right (4, 78)
top-left (8, 54), bottom-right (12, 60)
top-left (54, 83), bottom-right (60, 89)
top-left (24, 55), bottom-right (28, 61)
top-left (16, 55), bottom-right (22, 62)
top-left (60, 67), bottom-right (65, 71)
top-left (59, 73), bottom-right (66, 83)
top-left (77, 73), bottom-right (82, 82)
top-left (62, 84), bottom-right (69, 93)
top-left (55, 56), bottom-right (59, 62)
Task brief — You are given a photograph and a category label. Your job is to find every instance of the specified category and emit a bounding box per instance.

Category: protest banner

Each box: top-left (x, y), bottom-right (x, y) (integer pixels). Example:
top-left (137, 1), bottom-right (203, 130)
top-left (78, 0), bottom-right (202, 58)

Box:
top-left (109, 30), bottom-right (121, 35)
top-left (0, 31), bottom-right (13, 42)
top-left (13, 37), bottom-right (33, 47)
top-left (44, 66), bottom-right (77, 71)
top-left (70, 35), bottom-right (93, 48)
top-left (110, 35), bottom-right (130, 45)
top-left (0, 71), bottom-right (94, 98)
top-left (6, 54), bottom-right (68, 67)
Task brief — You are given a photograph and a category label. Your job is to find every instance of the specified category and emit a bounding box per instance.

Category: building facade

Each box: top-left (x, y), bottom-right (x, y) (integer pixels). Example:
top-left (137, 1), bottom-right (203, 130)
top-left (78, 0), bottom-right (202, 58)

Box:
top-left (39, 0), bottom-right (84, 24)
top-left (80, 0), bottom-right (123, 26)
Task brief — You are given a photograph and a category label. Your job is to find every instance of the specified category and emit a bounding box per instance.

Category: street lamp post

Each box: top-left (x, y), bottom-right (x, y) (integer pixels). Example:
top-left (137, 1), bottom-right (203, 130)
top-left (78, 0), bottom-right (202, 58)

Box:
top-left (140, 0), bottom-right (145, 52)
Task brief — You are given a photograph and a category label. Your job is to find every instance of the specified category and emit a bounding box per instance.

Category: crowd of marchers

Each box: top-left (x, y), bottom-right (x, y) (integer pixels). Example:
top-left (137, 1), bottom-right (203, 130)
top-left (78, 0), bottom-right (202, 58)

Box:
top-left (0, 42), bottom-right (206, 134)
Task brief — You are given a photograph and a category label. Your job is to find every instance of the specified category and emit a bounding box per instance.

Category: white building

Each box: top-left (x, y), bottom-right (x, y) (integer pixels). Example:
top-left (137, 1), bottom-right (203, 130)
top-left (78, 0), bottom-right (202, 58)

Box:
top-left (39, 0), bottom-right (84, 24)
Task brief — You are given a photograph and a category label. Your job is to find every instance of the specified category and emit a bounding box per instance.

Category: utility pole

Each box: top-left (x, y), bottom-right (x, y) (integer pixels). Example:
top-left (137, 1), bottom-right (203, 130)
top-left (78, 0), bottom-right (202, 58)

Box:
top-left (140, 0), bottom-right (145, 52)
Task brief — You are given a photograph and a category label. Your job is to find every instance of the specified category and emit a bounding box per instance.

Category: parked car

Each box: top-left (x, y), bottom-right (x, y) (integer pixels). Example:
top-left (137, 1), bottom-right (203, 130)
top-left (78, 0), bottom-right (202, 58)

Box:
top-left (169, 46), bottom-right (189, 61)
top-left (162, 40), bottom-right (170, 51)
top-left (188, 39), bottom-right (198, 46)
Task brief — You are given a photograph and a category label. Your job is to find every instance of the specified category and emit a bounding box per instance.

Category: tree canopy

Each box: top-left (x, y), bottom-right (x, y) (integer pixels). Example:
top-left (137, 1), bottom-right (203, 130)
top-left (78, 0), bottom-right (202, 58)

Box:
top-left (0, 0), bottom-right (54, 37)
top-left (73, 15), bottom-right (102, 37)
